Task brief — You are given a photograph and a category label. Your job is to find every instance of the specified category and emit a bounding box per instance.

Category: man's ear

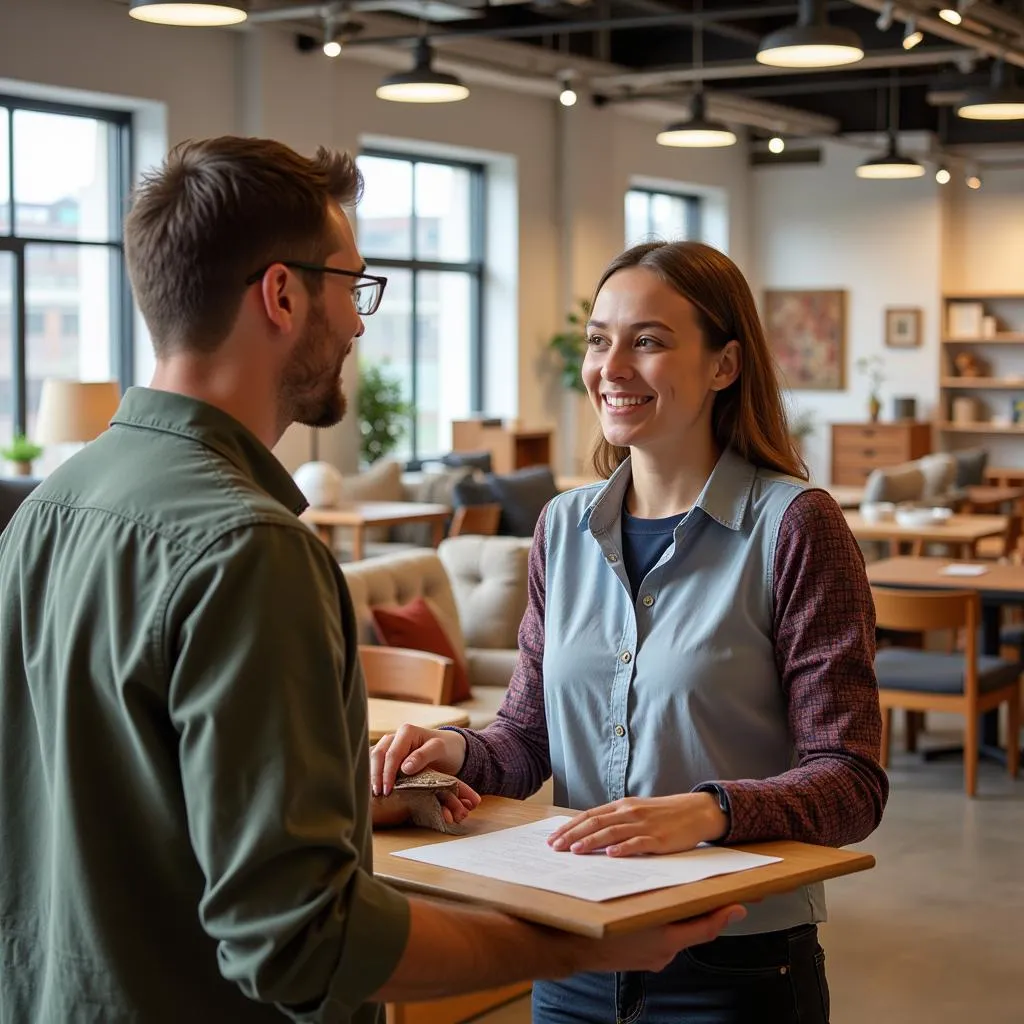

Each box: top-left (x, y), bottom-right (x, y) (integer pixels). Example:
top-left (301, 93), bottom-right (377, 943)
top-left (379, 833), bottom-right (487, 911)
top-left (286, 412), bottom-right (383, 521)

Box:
top-left (259, 265), bottom-right (300, 333)
top-left (711, 339), bottom-right (742, 392)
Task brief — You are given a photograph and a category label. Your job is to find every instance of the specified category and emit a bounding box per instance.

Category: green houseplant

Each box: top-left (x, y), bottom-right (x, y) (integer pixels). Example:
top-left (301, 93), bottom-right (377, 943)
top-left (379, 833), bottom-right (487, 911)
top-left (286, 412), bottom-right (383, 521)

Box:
top-left (357, 360), bottom-right (411, 465)
top-left (547, 298), bottom-right (591, 394)
top-left (1, 434), bottom-right (44, 477)
top-left (856, 355), bottom-right (886, 422)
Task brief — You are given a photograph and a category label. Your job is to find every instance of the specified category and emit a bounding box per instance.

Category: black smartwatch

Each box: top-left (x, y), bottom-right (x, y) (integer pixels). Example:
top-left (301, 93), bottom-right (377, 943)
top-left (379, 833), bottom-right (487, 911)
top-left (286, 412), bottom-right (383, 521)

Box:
top-left (694, 782), bottom-right (732, 840)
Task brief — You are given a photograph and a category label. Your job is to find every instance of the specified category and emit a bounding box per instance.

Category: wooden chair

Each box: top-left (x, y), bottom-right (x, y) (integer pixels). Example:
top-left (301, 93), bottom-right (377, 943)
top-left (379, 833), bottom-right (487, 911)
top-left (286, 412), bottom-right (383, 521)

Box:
top-left (358, 645), bottom-right (454, 706)
top-left (447, 503), bottom-right (502, 538)
top-left (872, 586), bottom-right (1021, 796)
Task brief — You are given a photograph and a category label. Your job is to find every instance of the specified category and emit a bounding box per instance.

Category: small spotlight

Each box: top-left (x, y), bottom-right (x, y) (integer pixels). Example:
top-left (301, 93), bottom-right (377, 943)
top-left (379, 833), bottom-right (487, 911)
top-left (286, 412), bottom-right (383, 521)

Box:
top-left (938, 6), bottom-right (962, 25)
top-left (902, 20), bottom-right (923, 49)
top-left (935, 166), bottom-right (951, 184)
top-left (559, 86), bottom-right (577, 107)
top-left (768, 136), bottom-right (785, 154)
top-left (966, 173), bottom-right (982, 189)
top-left (323, 39), bottom-right (342, 57)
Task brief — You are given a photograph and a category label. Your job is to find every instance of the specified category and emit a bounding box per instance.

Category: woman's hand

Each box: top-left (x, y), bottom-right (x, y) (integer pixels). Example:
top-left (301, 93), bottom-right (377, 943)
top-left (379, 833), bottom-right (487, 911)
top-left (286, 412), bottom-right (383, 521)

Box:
top-left (547, 793), bottom-right (728, 856)
top-left (370, 725), bottom-right (469, 797)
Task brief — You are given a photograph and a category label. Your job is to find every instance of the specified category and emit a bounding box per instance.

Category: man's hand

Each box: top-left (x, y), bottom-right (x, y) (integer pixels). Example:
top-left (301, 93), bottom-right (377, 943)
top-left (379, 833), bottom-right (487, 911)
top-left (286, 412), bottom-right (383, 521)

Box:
top-left (547, 793), bottom-right (728, 856)
top-left (371, 779), bottom-right (481, 830)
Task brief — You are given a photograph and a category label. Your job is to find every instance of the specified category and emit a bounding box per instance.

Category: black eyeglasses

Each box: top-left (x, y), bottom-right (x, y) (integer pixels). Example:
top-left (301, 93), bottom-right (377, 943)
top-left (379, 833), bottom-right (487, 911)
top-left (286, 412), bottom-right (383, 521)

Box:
top-left (245, 261), bottom-right (388, 316)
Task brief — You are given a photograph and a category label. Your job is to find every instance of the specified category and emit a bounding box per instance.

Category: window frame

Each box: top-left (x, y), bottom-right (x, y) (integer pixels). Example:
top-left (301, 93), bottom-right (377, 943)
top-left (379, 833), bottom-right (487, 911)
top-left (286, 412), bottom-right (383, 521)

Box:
top-left (356, 147), bottom-right (485, 462)
top-left (0, 93), bottom-right (133, 436)
top-left (625, 186), bottom-right (702, 244)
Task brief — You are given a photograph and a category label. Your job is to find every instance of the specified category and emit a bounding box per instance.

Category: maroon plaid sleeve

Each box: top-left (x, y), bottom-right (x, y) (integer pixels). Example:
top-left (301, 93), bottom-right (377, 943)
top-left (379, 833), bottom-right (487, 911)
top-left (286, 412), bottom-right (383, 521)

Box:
top-left (449, 508), bottom-right (552, 799)
top-left (714, 489), bottom-right (889, 847)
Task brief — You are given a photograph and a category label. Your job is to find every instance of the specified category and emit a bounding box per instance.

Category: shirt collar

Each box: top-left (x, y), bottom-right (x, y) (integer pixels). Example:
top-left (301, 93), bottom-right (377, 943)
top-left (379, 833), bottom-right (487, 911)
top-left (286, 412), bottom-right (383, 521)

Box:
top-left (579, 447), bottom-right (756, 534)
top-left (110, 386), bottom-right (308, 515)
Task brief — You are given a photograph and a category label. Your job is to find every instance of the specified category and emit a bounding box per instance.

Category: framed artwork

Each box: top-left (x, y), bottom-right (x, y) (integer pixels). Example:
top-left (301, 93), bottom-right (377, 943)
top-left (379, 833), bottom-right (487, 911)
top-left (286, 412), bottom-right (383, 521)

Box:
top-left (763, 289), bottom-right (846, 391)
top-left (885, 307), bottom-right (922, 348)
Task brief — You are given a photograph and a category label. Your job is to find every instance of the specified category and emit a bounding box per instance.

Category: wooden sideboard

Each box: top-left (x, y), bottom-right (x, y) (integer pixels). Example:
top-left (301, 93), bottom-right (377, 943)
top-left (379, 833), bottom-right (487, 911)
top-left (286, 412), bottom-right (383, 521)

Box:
top-left (830, 422), bottom-right (932, 486)
top-left (451, 420), bottom-right (552, 475)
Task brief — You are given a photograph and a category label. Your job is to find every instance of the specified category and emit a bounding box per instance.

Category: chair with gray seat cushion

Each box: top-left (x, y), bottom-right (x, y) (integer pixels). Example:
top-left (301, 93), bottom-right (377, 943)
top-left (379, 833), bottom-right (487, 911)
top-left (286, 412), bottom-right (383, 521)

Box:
top-left (0, 477), bottom-right (41, 533)
top-left (872, 585), bottom-right (1021, 796)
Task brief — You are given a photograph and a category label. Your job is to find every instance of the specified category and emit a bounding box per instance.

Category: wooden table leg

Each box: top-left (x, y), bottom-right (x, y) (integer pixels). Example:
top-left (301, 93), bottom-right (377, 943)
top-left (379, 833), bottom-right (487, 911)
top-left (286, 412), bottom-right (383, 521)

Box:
top-left (351, 525), bottom-right (365, 562)
top-left (430, 519), bottom-right (445, 548)
top-left (315, 525), bottom-right (332, 547)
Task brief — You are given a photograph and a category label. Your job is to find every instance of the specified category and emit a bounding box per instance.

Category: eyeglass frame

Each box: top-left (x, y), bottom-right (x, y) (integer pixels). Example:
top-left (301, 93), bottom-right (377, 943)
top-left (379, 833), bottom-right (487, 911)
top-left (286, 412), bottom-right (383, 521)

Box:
top-left (245, 260), bottom-right (388, 315)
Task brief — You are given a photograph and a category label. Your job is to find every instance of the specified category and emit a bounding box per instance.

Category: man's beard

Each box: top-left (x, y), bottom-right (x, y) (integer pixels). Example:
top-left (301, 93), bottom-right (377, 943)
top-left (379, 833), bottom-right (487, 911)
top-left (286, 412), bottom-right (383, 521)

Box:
top-left (280, 299), bottom-right (348, 429)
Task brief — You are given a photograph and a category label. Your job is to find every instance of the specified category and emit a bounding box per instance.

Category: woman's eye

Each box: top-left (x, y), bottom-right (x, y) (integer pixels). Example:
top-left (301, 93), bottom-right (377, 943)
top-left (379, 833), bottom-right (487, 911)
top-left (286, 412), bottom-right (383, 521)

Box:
top-left (636, 336), bottom-right (658, 348)
top-left (586, 334), bottom-right (606, 347)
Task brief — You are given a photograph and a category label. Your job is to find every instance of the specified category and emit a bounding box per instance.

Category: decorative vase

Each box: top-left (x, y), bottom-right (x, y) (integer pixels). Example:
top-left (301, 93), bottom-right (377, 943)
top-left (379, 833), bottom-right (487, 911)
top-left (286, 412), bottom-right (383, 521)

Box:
top-left (868, 396), bottom-right (881, 423)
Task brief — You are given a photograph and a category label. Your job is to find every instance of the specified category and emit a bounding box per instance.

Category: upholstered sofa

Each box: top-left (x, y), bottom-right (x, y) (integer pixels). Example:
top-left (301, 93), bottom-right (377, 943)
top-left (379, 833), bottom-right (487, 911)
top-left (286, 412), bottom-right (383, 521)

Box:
top-left (340, 535), bottom-right (532, 728)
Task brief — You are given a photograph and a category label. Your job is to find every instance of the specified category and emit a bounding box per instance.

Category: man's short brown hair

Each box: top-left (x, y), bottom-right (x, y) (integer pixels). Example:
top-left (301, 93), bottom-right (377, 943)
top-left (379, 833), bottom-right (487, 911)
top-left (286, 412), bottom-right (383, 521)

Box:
top-left (124, 136), bottom-right (362, 356)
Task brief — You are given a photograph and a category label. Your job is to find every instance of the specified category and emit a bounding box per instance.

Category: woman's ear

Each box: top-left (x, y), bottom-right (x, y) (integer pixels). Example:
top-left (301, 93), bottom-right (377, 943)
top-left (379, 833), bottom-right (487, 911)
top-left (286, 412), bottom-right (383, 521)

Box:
top-left (711, 340), bottom-right (742, 391)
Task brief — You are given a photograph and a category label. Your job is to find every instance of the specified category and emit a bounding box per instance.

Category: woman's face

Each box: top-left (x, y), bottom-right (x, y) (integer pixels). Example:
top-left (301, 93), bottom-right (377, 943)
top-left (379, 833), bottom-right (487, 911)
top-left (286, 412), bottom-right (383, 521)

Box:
top-left (582, 267), bottom-right (738, 458)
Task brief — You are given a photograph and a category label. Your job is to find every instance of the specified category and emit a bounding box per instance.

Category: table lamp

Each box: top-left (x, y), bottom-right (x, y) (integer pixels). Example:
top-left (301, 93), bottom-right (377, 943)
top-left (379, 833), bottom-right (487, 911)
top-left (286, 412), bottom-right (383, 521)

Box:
top-left (35, 379), bottom-right (122, 445)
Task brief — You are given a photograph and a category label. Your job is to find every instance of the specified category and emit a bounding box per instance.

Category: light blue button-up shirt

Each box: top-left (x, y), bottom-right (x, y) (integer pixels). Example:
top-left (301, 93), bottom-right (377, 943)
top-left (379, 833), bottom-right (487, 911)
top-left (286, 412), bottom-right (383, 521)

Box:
top-left (542, 448), bottom-right (824, 935)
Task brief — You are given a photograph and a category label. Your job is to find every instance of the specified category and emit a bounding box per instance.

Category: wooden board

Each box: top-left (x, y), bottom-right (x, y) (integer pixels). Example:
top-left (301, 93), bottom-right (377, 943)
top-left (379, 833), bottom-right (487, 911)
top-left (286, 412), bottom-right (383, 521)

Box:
top-left (374, 797), bottom-right (875, 938)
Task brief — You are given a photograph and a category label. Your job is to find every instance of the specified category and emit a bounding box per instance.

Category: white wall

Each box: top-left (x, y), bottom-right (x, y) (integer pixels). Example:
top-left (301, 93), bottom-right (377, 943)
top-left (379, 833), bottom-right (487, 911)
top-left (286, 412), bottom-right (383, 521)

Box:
top-left (753, 137), bottom-right (944, 484)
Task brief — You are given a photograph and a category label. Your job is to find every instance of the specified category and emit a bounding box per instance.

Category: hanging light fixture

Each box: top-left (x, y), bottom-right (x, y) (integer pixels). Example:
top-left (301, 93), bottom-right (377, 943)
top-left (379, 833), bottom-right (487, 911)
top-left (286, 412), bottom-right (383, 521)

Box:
top-left (956, 59), bottom-right (1024, 121)
top-left (558, 73), bottom-right (578, 107)
top-left (856, 78), bottom-right (924, 179)
top-left (756, 0), bottom-right (863, 69)
top-left (902, 19), bottom-right (923, 50)
top-left (128, 0), bottom-right (247, 26)
top-left (657, 5), bottom-right (735, 148)
top-left (376, 39), bottom-right (469, 103)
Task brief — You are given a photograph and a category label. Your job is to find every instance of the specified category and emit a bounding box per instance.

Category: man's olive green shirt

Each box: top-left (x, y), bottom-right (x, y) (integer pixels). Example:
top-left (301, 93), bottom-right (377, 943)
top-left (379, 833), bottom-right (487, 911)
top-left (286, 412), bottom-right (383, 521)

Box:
top-left (0, 388), bottom-right (410, 1023)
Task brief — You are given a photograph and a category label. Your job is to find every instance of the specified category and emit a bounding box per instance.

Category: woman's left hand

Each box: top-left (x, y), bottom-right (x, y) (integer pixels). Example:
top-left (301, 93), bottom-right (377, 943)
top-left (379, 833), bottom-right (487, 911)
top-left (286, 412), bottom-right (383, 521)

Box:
top-left (546, 793), bottom-right (728, 856)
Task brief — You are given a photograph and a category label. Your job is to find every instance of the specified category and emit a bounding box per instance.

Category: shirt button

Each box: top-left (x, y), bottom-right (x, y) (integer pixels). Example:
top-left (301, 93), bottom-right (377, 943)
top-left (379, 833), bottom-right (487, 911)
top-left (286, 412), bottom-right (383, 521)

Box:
top-left (620, 651), bottom-right (632, 664)
top-left (642, 594), bottom-right (654, 608)
top-left (607, 553), bottom-right (619, 563)
top-left (614, 724), bottom-right (626, 738)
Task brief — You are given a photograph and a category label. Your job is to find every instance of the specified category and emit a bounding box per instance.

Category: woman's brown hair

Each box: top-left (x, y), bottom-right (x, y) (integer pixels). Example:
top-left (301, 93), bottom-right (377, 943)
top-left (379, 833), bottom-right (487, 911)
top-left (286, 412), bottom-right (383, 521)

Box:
top-left (588, 240), bottom-right (808, 481)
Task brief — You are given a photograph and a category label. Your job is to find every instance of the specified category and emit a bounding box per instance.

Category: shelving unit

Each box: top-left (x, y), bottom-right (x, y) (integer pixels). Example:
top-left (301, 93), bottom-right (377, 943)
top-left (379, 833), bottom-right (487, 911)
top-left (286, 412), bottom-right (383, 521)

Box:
top-left (938, 293), bottom-right (1024, 461)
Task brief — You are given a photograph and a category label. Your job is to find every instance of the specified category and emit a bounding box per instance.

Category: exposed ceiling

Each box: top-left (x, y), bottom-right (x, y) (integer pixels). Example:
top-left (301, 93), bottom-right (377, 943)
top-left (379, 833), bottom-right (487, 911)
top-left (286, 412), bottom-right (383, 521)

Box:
top-left (241, 0), bottom-right (1024, 147)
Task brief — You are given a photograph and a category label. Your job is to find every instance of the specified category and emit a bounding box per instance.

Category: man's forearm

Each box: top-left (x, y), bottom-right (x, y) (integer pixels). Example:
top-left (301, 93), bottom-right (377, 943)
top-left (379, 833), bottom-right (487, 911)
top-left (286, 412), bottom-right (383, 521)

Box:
top-left (372, 896), bottom-right (585, 1003)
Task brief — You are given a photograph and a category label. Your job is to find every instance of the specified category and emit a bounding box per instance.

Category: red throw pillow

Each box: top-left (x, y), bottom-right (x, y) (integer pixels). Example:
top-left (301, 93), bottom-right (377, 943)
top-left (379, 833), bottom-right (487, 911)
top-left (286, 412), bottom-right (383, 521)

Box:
top-left (370, 596), bottom-right (472, 704)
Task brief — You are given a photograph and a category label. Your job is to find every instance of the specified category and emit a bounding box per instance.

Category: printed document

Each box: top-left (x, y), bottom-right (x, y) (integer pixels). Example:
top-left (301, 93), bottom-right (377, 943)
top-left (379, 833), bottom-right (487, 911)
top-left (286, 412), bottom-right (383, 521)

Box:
top-left (392, 816), bottom-right (782, 902)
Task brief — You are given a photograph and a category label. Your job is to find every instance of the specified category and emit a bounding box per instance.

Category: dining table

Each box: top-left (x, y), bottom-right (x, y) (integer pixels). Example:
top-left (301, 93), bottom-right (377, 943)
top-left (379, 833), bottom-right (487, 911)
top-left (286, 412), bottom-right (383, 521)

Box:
top-left (843, 510), bottom-right (1009, 559)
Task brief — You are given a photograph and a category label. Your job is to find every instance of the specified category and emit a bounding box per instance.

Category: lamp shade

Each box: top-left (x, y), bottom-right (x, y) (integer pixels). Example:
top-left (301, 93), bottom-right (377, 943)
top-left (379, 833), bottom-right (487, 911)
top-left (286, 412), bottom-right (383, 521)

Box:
top-left (128, 1), bottom-right (247, 26)
top-left (376, 40), bottom-right (469, 103)
top-left (35, 380), bottom-right (121, 444)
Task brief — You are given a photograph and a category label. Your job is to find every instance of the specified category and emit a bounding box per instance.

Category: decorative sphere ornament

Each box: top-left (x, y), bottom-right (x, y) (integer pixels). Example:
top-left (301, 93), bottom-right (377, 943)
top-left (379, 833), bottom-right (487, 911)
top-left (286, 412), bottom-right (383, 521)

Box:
top-left (292, 461), bottom-right (344, 508)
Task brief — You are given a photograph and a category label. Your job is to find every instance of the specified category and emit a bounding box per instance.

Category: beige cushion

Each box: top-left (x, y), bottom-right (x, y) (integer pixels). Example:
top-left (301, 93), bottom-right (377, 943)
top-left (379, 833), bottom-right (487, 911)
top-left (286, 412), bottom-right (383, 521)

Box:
top-left (916, 453), bottom-right (957, 500)
top-left (466, 648), bottom-right (519, 690)
top-left (863, 464), bottom-right (925, 504)
top-left (438, 535), bottom-right (532, 651)
top-left (340, 460), bottom-right (405, 542)
top-left (390, 467), bottom-right (471, 546)
top-left (341, 549), bottom-right (466, 656)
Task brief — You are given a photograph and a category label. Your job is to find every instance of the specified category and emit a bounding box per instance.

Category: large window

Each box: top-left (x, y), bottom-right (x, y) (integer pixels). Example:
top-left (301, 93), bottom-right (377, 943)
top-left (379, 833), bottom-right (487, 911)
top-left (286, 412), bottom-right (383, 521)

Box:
top-left (625, 187), bottom-right (701, 246)
top-left (0, 97), bottom-right (132, 460)
top-left (355, 151), bottom-right (484, 464)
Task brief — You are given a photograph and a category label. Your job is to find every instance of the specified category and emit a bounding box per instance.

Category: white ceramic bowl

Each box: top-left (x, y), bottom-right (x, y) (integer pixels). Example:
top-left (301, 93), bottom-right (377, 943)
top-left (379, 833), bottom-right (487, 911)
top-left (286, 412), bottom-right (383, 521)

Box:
top-left (860, 501), bottom-right (896, 524)
top-left (895, 506), bottom-right (952, 528)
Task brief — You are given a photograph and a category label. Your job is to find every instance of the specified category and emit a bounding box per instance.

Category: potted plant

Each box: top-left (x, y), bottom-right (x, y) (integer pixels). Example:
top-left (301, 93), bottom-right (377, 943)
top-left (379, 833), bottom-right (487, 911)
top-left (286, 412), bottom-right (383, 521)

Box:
top-left (547, 298), bottom-right (591, 394)
top-left (789, 408), bottom-right (816, 455)
top-left (856, 356), bottom-right (885, 423)
top-left (357, 360), bottom-right (412, 465)
top-left (1, 434), bottom-right (43, 477)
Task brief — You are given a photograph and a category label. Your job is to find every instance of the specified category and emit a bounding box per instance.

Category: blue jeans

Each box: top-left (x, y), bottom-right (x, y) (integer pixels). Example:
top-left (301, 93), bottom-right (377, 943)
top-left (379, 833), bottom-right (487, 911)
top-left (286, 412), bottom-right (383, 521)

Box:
top-left (532, 924), bottom-right (830, 1024)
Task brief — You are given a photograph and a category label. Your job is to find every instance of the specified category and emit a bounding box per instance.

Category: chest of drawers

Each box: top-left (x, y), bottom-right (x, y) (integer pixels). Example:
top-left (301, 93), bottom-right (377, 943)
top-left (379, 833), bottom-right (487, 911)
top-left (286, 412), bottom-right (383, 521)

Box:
top-left (830, 422), bottom-right (932, 486)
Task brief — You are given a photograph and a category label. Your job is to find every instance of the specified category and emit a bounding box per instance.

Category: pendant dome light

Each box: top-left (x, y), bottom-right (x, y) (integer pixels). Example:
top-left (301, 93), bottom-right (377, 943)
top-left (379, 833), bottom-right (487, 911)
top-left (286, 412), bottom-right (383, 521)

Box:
top-left (956, 59), bottom-right (1024, 121)
top-left (376, 39), bottom-right (469, 103)
top-left (856, 79), bottom-right (924, 179)
top-left (128, 1), bottom-right (247, 26)
top-left (657, 5), bottom-right (736, 149)
top-left (757, 0), bottom-right (863, 69)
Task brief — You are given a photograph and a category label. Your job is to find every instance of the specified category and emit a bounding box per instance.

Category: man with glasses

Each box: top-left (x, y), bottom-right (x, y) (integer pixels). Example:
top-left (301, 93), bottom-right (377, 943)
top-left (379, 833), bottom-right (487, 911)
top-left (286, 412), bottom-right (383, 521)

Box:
top-left (0, 136), bottom-right (740, 1023)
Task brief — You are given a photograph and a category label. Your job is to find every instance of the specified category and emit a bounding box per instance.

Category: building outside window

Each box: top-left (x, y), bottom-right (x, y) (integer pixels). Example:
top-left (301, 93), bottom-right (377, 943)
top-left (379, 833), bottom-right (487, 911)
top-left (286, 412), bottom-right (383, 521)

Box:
top-left (0, 97), bottom-right (132, 469)
top-left (355, 150), bottom-right (484, 464)
top-left (625, 187), bottom-right (702, 247)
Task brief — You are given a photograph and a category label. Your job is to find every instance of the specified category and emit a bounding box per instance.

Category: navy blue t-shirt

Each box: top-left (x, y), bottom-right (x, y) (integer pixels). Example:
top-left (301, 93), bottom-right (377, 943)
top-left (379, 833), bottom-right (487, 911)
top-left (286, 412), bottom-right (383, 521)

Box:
top-left (620, 504), bottom-right (688, 598)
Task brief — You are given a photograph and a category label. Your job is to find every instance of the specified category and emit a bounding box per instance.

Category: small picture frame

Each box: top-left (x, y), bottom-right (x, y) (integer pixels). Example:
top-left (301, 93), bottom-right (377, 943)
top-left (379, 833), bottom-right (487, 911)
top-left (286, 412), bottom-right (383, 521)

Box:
top-left (885, 307), bottom-right (922, 348)
top-left (947, 301), bottom-right (984, 340)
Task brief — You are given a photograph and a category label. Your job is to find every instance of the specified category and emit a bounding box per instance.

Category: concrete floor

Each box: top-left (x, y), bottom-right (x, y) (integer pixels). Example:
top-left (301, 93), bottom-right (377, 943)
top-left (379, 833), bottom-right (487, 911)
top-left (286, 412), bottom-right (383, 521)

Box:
top-left (474, 732), bottom-right (1024, 1024)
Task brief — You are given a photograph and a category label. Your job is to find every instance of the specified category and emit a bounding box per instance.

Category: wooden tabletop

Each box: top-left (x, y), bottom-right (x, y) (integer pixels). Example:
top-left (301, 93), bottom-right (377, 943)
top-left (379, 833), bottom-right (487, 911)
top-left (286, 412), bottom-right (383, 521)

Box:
top-left (962, 485), bottom-right (1024, 512)
top-left (843, 511), bottom-right (1008, 545)
top-left (825, 485), bottom-right (864, 508)
top-left (301, 501), bottom-right (451, 528)
top-left (867, 556), bottom-right (1024, 600)
top-left (373, 797), bottom-right (875, 938)
top-left (367, 697), bottom-right (470, 743)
